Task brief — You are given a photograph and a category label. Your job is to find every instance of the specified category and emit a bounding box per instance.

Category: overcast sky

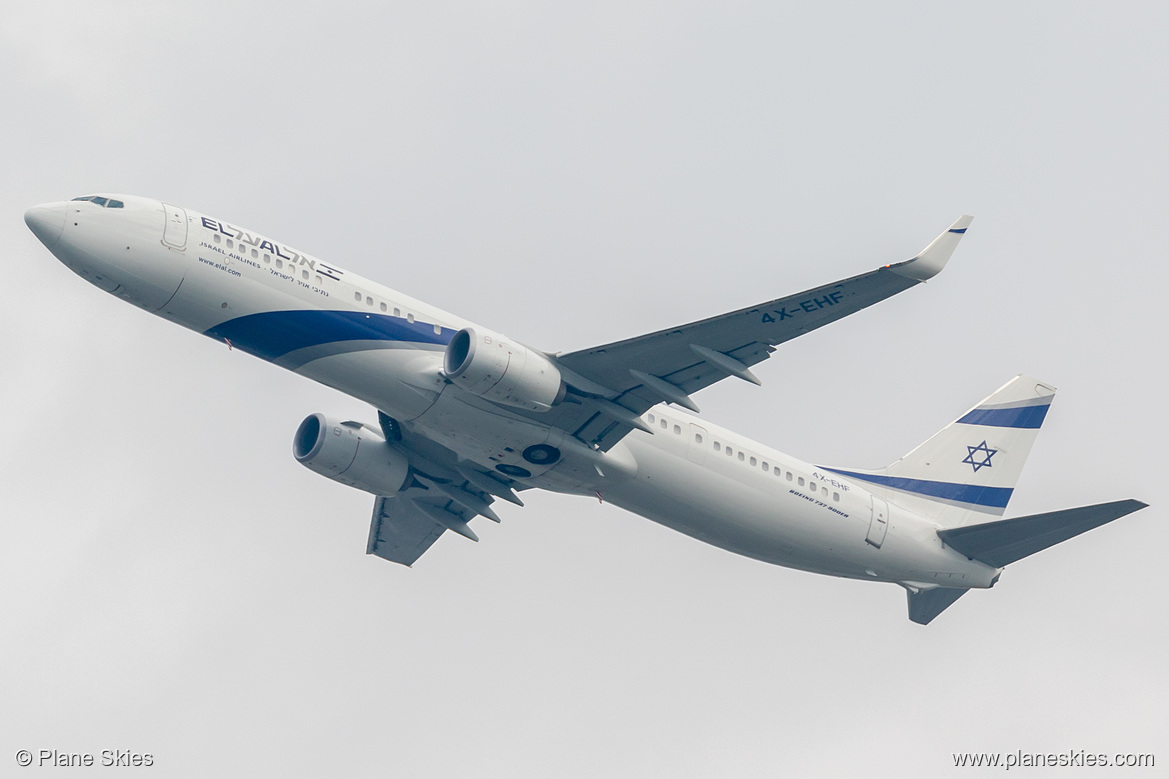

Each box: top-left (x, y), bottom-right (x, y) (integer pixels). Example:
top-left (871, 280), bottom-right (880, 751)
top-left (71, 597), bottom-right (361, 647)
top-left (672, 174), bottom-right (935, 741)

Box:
top-left (3, 2), bottom-right (1166, 777)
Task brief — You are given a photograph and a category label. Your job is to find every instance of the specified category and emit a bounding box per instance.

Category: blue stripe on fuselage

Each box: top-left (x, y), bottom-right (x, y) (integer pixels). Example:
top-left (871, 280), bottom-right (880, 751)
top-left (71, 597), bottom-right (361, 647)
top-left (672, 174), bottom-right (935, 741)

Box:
top-left (205, 310), bottom-right (455, 362)
top-left (823, 468), bottom-right (1014, 509)
top-left (957, 403), bottom-right (1050, 429)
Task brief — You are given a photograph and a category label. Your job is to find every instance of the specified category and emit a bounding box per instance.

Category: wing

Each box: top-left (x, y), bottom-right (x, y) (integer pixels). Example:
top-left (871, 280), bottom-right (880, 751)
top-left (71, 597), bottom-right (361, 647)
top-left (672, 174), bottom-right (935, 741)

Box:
top-left (365, 420), bottom-right (525, 566)
top-left (366, 496), bottom-right (449, 566)
top-left (540, 217), bottom-right (972, 450)
top-left (366, 488), bottom-right (502, 567)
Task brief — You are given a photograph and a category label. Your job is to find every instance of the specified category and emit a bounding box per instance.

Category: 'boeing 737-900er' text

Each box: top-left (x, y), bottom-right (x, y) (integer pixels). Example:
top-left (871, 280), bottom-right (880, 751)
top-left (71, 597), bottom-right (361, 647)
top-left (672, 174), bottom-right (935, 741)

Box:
top-left (25, 195), bottom-right (1147, 624)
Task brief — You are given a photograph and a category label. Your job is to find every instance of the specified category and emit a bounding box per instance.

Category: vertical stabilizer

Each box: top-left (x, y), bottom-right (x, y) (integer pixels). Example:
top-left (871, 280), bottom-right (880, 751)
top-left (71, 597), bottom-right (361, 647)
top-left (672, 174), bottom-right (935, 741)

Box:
top-left (827, 376), bottom-right (1055, 528)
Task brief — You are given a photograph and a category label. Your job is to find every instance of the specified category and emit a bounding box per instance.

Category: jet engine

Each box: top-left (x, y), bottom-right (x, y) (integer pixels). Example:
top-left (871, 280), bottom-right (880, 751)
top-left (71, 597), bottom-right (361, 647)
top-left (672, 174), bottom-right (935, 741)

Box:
top-left (293, 413), bottom-right (411, 495)
top-left (443, 326), bottom-right (565, 412)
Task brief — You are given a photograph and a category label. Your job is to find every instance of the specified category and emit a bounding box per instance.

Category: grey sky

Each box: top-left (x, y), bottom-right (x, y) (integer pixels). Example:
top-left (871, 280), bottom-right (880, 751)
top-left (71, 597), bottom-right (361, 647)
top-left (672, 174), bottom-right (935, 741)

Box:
top-left (3, 2), bottom-right (1166, 776)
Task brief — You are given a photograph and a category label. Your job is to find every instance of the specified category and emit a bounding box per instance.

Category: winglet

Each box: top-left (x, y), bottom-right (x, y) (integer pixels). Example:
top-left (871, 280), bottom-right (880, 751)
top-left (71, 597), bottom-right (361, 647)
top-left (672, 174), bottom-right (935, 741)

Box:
top-left (888, 215), bottom-right (973, 282)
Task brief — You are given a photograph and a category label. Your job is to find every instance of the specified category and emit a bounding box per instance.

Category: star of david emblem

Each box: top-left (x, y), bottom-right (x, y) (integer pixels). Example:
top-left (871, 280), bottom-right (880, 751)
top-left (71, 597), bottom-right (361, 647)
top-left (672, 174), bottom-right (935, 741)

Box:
top-left (962, 440), bottom-right (997, 472)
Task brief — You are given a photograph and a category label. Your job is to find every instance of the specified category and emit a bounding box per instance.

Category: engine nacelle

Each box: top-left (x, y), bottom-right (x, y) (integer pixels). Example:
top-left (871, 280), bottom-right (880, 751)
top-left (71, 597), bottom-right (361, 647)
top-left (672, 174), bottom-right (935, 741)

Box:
top-left (443, 326), bottom-right (565, 412)
top-left (293, 413), bottom-right (411, 495)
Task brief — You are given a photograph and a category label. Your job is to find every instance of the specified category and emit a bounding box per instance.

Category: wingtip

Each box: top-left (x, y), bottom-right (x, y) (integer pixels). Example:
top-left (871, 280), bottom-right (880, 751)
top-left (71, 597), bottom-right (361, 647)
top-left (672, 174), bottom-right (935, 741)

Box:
top-left (949, 215), bottom-right (974, 233)
top-left (887, 215), bottom-right (974, 282)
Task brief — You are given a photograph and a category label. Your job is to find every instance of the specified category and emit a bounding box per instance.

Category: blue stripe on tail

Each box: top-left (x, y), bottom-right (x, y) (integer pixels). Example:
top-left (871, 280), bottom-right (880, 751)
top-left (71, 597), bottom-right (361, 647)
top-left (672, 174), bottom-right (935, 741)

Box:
top-left (957, 403), bottom-right (1050, 429)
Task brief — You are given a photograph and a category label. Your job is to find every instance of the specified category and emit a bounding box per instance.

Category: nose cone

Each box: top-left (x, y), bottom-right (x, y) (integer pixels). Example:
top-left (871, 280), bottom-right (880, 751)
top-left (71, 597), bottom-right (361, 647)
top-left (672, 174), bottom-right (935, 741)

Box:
top-left (25, 202), bottom-right (68, 249)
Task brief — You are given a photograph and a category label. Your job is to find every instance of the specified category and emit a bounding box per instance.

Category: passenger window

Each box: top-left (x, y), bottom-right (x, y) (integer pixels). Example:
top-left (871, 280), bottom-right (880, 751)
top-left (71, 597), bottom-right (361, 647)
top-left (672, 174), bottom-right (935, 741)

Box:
top-left (354, 292), bottom-right (362, 302)
top-left (407, 313), bottom-right (415, 323)
top-left (673, 425), bottom-right (681, 435)
top-left (786, 472), bottom-right (793, 481)
top-left (380, 302), bottom-right (387, 312)
top-left (833, 492), bottom-right (840, 502)
top-left (275, 259), bottom-right (283, 268)
top-left (738, 452), bottom-right (745, 462)
top-left (647, 414), bottom-right (655, 423)
top-left (226, 239), bottom-right (233, 249)
top-left (726, 448), bottom-right (733, 457)
top-left (695, 434), bottom-right (703, 444)
top-left (434, 324), bottom-right (442, 335)
top-left (263, 253), bottom-right (270, 263)
top-left (660, 418), bottom-right (668, 429)
top-left (213, 234), bottom-right (221, 243)
top-left (761, 461), bottom-right (768, 471)
top-left (394, 307), bottom-right (401, 317)
top-left (713, 442), bottom-right (720, 451)
top-left (750, 456), bottom-right (757, 466)
top-left (798, 477), bottom-right (805, 486)
top-left (251, 249), bottom-right (258, 258)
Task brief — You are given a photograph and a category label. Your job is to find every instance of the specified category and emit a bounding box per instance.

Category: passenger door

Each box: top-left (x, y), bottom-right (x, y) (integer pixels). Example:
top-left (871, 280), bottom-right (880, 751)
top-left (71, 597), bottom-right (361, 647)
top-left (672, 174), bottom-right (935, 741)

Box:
top-left (162, 203), bottom-right (188, 250)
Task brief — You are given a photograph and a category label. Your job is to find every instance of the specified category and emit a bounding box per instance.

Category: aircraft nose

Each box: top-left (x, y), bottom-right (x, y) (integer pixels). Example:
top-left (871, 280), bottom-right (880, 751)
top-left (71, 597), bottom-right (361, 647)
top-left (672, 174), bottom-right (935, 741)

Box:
top-left (25, 201), bottom-right (68, 249)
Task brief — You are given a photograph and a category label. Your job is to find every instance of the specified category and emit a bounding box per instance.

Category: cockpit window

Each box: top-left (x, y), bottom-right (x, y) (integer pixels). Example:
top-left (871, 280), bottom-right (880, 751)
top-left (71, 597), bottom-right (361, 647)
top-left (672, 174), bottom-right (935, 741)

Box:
top-left (70, 195), bottom-right (123, 208)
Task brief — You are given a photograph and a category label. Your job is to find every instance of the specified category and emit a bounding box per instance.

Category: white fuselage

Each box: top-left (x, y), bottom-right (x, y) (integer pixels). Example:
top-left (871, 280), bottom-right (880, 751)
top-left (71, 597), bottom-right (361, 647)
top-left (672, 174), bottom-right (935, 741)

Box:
top-left (27, 195), bottom-right (999, 590)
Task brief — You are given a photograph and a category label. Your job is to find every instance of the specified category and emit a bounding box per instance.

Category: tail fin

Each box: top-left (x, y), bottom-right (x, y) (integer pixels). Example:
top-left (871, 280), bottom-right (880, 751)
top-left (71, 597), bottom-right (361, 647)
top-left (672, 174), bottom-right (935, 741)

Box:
top-left (827, 375), bottom-right (1056, 528)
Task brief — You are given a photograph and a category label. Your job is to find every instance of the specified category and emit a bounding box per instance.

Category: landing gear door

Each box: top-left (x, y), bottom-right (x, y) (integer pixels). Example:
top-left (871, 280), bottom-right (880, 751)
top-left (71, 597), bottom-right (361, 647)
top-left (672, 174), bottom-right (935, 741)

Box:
top-left (867, 495), bottom-right (889, 548)
top-left (162, 203), bottom-right (188, 250)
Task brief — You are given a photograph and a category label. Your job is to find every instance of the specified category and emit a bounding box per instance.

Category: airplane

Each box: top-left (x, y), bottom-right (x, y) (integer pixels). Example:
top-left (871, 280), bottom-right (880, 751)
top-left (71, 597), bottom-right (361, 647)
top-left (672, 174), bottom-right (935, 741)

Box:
top-left (25, 194), bottom-right (1147, 624)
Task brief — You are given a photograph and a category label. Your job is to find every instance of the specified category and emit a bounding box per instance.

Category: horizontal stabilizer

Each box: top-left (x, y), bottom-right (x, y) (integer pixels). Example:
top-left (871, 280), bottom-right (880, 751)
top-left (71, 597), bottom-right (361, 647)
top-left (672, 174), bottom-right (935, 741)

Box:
top-left (938, 499), bottom-right (1148, 567)
top-left (907, 587), bottom-right (969, 625)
